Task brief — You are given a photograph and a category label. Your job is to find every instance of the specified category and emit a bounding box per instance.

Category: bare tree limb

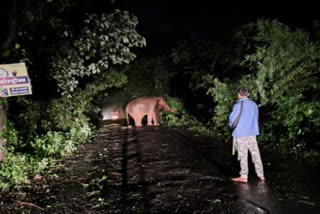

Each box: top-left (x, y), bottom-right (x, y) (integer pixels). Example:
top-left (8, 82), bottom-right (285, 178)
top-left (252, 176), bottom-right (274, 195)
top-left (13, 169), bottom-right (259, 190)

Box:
top-left (15, 200), bottom-right (44, 211)
top-left (0, 0), bottom-right (17, 54)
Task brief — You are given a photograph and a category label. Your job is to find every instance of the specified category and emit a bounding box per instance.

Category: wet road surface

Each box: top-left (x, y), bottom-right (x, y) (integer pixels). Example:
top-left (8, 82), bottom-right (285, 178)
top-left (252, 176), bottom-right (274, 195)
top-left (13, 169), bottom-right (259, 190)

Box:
top-left (1, 124), bottom-right (320, 213)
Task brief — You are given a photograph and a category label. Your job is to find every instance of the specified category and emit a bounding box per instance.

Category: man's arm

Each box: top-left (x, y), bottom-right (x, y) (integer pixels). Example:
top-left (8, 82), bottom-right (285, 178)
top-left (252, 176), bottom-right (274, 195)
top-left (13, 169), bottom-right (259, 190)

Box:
top-left (228, 102), bottom-right (240, 128)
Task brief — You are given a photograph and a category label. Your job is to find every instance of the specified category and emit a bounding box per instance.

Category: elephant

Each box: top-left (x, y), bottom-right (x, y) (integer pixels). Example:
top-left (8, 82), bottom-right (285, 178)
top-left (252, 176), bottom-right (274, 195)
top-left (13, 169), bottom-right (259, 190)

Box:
top-left (125, 97), bottom-right (175, 127)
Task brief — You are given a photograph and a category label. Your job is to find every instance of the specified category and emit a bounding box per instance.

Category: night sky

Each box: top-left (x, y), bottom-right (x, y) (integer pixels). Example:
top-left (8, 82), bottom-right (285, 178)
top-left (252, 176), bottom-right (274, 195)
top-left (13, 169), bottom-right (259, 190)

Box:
top-left (0, 1), bottom-right (319, 54)
top-left (121, 1), bottom-right (320, 42)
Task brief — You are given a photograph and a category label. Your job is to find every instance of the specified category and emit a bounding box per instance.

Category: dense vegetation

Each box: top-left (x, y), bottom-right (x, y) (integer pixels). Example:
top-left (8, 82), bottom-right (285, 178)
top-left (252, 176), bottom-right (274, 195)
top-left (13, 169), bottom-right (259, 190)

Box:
top-left (0, 1), bottom-right (319, 191)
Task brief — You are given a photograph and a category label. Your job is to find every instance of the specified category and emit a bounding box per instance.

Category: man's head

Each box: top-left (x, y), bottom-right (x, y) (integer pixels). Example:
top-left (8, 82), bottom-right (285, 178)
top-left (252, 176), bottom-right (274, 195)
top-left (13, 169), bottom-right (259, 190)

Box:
top-left (237, 87), bottom-right (249, 99)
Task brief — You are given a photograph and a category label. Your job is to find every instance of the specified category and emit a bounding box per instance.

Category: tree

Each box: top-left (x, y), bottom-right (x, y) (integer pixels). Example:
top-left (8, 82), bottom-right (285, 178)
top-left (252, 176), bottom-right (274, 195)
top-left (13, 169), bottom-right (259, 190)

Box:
top-left (51, 10), bottom-right (146, 95)
top-left (170, 40), bottom-right (217, 119)
top-left (208, 19), bottom-right (320, 151)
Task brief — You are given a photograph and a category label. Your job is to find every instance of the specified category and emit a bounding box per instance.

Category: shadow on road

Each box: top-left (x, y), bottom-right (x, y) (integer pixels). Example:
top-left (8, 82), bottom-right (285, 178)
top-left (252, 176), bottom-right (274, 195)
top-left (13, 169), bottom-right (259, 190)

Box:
top-left (121, 127), bottom-right (152, 213)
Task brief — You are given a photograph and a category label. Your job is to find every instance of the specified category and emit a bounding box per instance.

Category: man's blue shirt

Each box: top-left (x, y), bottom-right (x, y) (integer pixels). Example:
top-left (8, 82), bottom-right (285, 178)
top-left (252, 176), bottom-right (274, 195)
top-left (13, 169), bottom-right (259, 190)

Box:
top-left (228, 98), bottom-right (260, 137)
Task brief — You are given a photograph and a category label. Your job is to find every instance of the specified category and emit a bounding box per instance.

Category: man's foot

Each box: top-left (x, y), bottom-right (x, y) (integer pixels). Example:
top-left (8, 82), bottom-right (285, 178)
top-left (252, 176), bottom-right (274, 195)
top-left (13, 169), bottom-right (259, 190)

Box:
top-left (231, 177), bottom-right (248, 183)
top-left (259, 176), bottom-right (266, 182)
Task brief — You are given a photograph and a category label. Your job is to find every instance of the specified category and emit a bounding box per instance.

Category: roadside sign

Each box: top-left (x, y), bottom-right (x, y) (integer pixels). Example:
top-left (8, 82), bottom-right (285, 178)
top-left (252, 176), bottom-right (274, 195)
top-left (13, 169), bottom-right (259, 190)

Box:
top-left (0, 62), bottom-right (32, 97)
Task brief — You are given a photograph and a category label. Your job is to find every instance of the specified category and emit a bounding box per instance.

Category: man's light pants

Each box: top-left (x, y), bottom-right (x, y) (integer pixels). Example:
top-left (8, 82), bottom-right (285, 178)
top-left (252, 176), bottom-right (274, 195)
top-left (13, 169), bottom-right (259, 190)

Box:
top-left (233, 136), bottom-right (264, 178)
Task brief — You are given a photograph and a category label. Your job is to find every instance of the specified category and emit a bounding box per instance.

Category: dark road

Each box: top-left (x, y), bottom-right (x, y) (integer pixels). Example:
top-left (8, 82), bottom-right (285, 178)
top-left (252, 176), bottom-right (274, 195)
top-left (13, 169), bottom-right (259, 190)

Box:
top-left (1, 124), bottom-right (320, 213)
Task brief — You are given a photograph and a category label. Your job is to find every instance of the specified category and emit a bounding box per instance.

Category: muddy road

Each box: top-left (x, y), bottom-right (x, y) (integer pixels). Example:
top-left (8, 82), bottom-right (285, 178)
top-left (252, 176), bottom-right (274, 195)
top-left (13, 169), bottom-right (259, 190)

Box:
top-left (1, 124), bottom-right (320, 213)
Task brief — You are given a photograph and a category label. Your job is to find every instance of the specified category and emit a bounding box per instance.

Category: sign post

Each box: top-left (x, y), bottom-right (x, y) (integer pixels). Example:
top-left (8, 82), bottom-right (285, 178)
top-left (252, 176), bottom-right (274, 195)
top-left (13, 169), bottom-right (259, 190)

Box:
top-left (0, 62), bottom-right (32, 161)
top-left (0, 62), bottom-right (32, 97)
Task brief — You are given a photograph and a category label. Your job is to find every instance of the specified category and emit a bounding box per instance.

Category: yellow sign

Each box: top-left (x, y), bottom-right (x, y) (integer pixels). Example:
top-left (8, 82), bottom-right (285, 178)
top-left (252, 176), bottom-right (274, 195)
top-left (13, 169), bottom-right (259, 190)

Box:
top-left (0, 63), bottom-right (32, 97)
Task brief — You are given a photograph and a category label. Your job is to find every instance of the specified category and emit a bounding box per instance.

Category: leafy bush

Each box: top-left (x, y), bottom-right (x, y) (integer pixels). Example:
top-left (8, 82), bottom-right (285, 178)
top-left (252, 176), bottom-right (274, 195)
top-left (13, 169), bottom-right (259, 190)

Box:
top-left (206, 19), bottom-right (320, 152)
top-left (31, 124), bottom-right (91, 158)
top-left (0, 124), bottom-right (92, 192)
top-left (160, 97), bottom-right (213, 135)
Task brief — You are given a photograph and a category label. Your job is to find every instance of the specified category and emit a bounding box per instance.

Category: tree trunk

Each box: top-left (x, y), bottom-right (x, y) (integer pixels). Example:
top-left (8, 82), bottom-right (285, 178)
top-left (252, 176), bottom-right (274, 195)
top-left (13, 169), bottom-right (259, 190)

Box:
top-left (0, 105), bottom-right (7, 161)
top-left (0, 0), bottom-right (17, 54)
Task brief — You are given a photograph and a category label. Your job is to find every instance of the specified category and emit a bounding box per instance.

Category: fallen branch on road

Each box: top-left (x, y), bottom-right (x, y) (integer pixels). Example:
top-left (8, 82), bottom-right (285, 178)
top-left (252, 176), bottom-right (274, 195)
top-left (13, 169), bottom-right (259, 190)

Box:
top-left (15, 200), bottom-right (44, 211)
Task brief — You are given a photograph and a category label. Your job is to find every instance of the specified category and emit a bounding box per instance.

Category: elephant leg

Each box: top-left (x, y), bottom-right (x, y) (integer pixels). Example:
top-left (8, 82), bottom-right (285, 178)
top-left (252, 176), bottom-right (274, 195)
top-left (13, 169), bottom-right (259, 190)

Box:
top-left (134, 115), bottom-right (143, 127)
top-left (147, 112), bottom-right (154, 126)
top-left (153, 109), bottom-right (160, 126)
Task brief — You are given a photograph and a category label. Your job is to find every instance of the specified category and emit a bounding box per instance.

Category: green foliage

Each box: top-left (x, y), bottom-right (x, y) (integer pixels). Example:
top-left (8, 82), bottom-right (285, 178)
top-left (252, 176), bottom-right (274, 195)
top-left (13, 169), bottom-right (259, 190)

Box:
top-left (171, 40), bottom-right (216, 91)
top-left (2, 120), bottom-right (19, 151)
top-left (124, 57), bottom-right (172, 98)
top-left (206, 19), bottom-right (320, 150)
top-left (0, 43), bottom-right (29, 63)
top-left (0, 124), bottom-right (91, 192)
top-left (170, 40), bottom-right (218, 120)
top-left (241, 20), bottom-right (319, 105)
top-left (160, 97), bottom-right (213, 135)
top-left (52, 10), bottom-right (146, 95)
top-left (31, 124), bottom-right (91, 158)
top-left (0, 153), bottom-right (36, 192)
top-left (152, 57), bottom-right (173, 95)
top-left (206, 79), bottom-right (237, 137)
top-left (1, 95), bottom-right (92, 192)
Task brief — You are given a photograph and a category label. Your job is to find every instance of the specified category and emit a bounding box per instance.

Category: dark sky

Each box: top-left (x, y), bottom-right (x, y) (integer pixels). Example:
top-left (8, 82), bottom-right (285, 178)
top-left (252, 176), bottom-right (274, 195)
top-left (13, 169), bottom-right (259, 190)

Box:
top-left (121, 1), bottom-right (320, 41)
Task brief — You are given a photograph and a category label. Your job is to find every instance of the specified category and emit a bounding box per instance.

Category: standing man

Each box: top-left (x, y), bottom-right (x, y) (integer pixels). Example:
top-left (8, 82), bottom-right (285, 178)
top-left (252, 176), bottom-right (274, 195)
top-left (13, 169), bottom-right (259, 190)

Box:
top-left (229, 88), bottom-right (265, 183)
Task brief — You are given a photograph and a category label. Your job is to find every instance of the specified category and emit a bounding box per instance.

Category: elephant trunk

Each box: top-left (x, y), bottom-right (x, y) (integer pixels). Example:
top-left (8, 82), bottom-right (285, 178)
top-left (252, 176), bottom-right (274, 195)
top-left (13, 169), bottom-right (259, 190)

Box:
top-left (163, 104), bottom-right (176, 112)
top-left (166, 108), bottom-right (176, 112)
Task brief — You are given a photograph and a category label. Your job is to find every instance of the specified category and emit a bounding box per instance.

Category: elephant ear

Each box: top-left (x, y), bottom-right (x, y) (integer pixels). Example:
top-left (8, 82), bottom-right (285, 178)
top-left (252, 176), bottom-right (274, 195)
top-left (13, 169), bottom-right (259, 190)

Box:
top-left (156, 98), bottom-right (162, 109)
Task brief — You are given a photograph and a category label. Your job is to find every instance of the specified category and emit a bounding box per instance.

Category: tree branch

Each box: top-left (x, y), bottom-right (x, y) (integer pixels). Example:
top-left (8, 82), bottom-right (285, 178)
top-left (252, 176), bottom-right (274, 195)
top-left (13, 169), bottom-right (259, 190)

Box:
top-left (0, 0), bottom-right (17, 53)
